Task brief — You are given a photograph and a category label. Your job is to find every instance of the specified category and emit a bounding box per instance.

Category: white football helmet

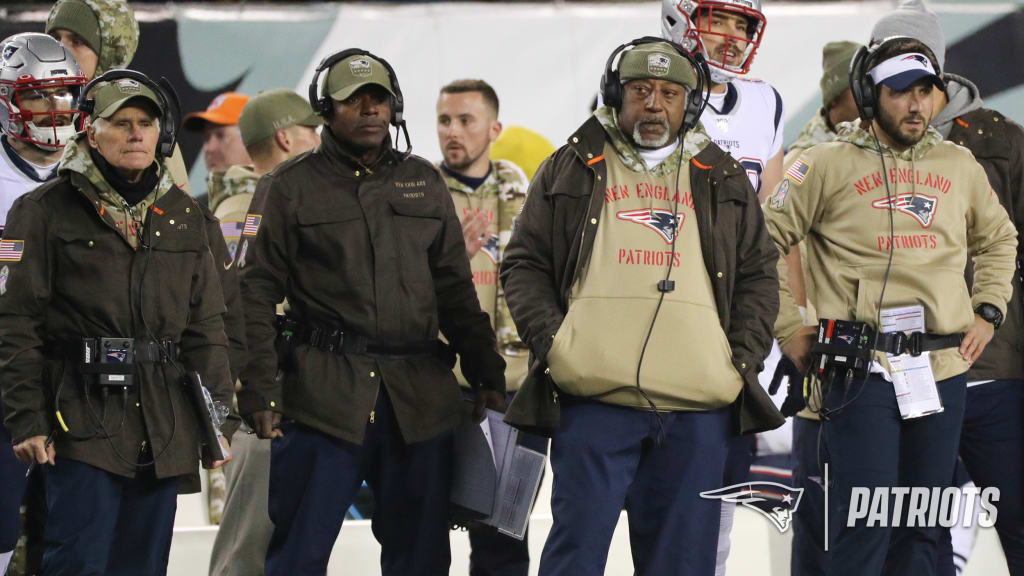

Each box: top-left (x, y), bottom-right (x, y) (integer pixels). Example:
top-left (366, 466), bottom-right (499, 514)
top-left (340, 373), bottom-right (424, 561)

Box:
top-left (0, 33), bottom-right (86, 151)
top-left (661, 0), bottom-right (766, 83)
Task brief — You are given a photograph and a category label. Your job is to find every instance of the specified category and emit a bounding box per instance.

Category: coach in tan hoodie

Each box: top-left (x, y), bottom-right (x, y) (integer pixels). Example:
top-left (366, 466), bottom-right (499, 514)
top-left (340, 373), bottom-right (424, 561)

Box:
top-left (764, 37), bottom-right (1016, 576)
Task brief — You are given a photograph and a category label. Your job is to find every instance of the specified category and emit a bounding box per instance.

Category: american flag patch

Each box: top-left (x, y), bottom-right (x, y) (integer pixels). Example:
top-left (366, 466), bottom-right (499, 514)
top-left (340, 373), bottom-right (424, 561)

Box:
top-left (242, 214), bottom-right (262, 236)
top-left (220, 220), bottom-right (243, 241)
top-left (0, 239), bottom-right (24, 261)
top-left (786, 160), bottom-right (810, 184)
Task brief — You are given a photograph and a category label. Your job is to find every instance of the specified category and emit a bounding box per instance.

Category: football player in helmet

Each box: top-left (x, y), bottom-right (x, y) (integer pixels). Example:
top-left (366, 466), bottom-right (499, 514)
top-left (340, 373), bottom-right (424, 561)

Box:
top-left (0, 32), bottom-right (85, 207)
top-left (0, 31), bottom-right (84, 576)
top-left (661, 0), bottom-right (782, 201)
top-left (662, 2), bottom-right (789, 574)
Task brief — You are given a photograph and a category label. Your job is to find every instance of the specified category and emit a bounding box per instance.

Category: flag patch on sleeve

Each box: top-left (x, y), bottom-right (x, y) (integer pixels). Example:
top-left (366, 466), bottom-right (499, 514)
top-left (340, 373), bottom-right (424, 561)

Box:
top-left (785, 160), bottom-right (811, 184)
top-left (0, 239), bottom-right (25, 262)
top-left (242, 214), bottom-right (262, 236)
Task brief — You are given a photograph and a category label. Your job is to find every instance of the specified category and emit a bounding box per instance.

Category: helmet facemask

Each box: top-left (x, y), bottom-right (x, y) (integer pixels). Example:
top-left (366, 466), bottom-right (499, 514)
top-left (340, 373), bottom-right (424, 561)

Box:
top-left (3, 78), bottom-right (84, 151)
top-left (691, 1), bottom-right (766, 83)
top-left (0, 33), bottom-right (87, 152)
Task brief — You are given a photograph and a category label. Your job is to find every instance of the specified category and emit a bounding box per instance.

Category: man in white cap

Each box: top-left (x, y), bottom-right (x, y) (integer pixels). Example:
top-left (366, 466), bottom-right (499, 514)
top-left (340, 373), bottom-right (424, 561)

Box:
top-left (872, 2), bottom-right (1024, 572)
top-left (765, 36), bottom-right (1017, 576)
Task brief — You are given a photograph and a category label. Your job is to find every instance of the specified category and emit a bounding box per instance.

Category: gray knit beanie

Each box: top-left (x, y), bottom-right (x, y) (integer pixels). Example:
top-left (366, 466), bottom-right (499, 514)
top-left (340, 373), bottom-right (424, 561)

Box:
top-left (870, 0), bottom-right (946, 72)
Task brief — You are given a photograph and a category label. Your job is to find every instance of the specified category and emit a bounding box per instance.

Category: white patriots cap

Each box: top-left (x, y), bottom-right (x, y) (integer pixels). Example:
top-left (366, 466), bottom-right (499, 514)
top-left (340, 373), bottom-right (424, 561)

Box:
top-left (868, 52), bottom-right (945, 92)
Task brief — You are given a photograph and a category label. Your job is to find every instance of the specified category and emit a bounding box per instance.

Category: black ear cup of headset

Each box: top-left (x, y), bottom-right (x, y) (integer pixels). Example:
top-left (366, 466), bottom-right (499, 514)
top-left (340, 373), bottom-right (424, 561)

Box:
top-left (80, 69), bottom-right (181, 158)
top-left (600, 35), bottom-right (711, 135)
top-left (307, 48), bottom-right (405, 126)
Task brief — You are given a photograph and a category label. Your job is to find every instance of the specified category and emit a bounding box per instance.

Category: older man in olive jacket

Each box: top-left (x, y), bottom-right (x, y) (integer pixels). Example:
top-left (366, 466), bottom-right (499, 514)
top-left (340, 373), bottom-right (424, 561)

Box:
top-left (500, 40), bottom-right (782, 576)
top-left (0, 72), bottom-right (234, 575)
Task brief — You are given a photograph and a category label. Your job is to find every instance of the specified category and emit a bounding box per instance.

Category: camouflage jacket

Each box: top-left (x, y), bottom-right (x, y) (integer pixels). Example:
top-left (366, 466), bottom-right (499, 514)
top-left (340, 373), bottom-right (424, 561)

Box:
top-left (208, 165), bottom-right (258, 261)
top-left (784, 109), bottom-right (836, 167)
top-left (440, 160), bottom-right (530, 388)
top-left (47, 0), bottom-right (138, 76)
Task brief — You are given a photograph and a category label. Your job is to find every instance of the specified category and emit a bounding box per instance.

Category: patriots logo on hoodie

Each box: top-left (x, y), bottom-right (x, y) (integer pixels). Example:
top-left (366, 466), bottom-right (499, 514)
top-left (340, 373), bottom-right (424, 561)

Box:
top-left (616, 209), bottom-right (686, 244)
top-left (871, 193), bottom-right (938, 228)
top-left (481, 234), bottom-right (500, 264)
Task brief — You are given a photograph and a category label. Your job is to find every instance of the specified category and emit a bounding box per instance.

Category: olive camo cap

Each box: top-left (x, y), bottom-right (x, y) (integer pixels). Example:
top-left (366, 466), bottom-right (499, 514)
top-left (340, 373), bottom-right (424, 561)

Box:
top-left (619, 42), bottom-right (697, 90)
top-left (325, 54), bottom-right (396, 102)
top-left (820, 41), bottom-right (861, 108)
top-left (89, 77), bottom-right (163, 120)
top-left (239, 88), bottom-right (321, 147)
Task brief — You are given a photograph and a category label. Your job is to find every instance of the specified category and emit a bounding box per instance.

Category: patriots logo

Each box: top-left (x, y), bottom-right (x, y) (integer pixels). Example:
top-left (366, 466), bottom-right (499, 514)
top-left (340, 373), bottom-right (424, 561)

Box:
top-left (871, 193), bottom-right (938, 228)
top-left (700, 482), bottom-right (805, 533)
top-left (481, 234), bottom-right (500, 264)
top-left (901, 54), bottom-right (931, 66)
top-left (837, 334), bottom-right (854, 345)
top-left (616, 209), bottom-right (686, 244)
top-left (2, 45), bottom-right (17, 62)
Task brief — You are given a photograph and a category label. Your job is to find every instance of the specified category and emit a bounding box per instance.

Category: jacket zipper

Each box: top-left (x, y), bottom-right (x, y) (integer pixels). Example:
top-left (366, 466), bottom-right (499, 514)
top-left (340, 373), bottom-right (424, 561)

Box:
top-left (370, 384), bottom-right (380, 424)
top-left (564, 150), bottom-right (603, 302)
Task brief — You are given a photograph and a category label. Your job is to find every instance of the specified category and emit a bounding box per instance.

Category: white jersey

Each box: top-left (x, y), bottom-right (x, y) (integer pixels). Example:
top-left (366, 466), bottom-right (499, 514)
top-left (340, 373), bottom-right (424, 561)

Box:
top-left (700, 78), bottom-right (784, 197)
top-left (701, 78), bottom-right (788, 456)
top-left (0, 136), bottom-right (57, 236)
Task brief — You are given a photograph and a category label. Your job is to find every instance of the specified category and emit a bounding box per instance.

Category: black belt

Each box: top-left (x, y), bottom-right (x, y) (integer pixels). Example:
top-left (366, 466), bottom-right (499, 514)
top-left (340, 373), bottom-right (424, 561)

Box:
top-left (67, 339), bottom-right (178, 366)
top-left (299, 325), bottom-right (445, 359)
top-left (871, 332), bottom-right (963, 357)
top-left (134, 340), bottom-right (178, 363)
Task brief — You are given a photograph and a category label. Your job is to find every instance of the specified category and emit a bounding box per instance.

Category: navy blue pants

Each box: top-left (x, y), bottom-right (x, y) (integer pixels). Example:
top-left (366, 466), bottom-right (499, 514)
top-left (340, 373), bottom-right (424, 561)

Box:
top-left (40, 458), bottom-right (177, 576)
top-left (538, 399), bottom-right (730, 576)
top-left (0, 418), bottom-right (27, 554)
top-left (265, 390), bottom-right (453, 576)
top-left (955, 380), bottom-right (1024, 573)
top-left (824, 373), bottom-right (966, 576)
top-left (790, 416), bottom-right (836, 576)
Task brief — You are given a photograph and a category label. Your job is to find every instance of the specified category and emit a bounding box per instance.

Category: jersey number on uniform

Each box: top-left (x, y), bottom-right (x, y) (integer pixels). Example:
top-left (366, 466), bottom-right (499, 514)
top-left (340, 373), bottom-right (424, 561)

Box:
top-left (739, 157), bottom-right (764, 195)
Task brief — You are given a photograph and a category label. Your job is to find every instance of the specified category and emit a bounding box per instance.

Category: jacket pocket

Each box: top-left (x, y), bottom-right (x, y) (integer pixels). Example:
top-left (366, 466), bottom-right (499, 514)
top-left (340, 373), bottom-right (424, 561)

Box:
top-left (53, 227), bottom-right (124, 302)
top-left (295, 205), bottom-right (372, 287)
top-left (388, 197), bottom-right (443, 285)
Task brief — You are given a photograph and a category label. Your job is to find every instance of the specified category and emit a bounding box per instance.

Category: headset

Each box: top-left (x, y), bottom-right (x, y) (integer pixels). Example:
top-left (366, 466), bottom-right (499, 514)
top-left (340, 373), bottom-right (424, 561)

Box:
top-left (79, 69), bottom-right (181, 159)
top-left (308, 48), bottom-right (411, 156)
top-left (849, 35), bottom-right (939, 123)
top-left (600, 36), bottom-right (711, 135)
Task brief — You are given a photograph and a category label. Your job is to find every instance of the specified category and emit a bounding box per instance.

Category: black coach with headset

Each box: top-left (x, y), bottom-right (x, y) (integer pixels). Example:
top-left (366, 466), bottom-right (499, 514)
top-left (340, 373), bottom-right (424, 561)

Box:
top-left (237, 49), bottom-right (505, 575)
top-left (0, 69), bottom-right (234, 574)
top-left (500, 38), bottom-right (781, 575)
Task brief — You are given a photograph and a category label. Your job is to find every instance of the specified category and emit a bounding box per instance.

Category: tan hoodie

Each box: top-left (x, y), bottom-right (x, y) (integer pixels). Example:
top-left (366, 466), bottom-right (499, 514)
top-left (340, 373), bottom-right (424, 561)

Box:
top-left (764, 122), bottom-right (1017, 382)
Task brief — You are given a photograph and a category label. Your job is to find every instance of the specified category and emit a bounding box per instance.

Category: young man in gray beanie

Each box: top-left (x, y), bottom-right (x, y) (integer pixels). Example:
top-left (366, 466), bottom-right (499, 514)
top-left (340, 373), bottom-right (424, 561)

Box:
top-left (872, 3), bottom-right (1024, 574)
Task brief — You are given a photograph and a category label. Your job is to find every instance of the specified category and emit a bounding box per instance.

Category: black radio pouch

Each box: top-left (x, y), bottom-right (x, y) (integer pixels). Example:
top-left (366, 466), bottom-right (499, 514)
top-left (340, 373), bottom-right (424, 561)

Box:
top-left (81, 338), bottom-right (136, 388)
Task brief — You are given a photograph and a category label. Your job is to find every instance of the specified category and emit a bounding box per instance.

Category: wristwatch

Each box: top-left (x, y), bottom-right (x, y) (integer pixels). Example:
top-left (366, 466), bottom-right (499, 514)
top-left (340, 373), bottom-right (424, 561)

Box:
top-left (975, 303), bottom-right (1003, 329)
